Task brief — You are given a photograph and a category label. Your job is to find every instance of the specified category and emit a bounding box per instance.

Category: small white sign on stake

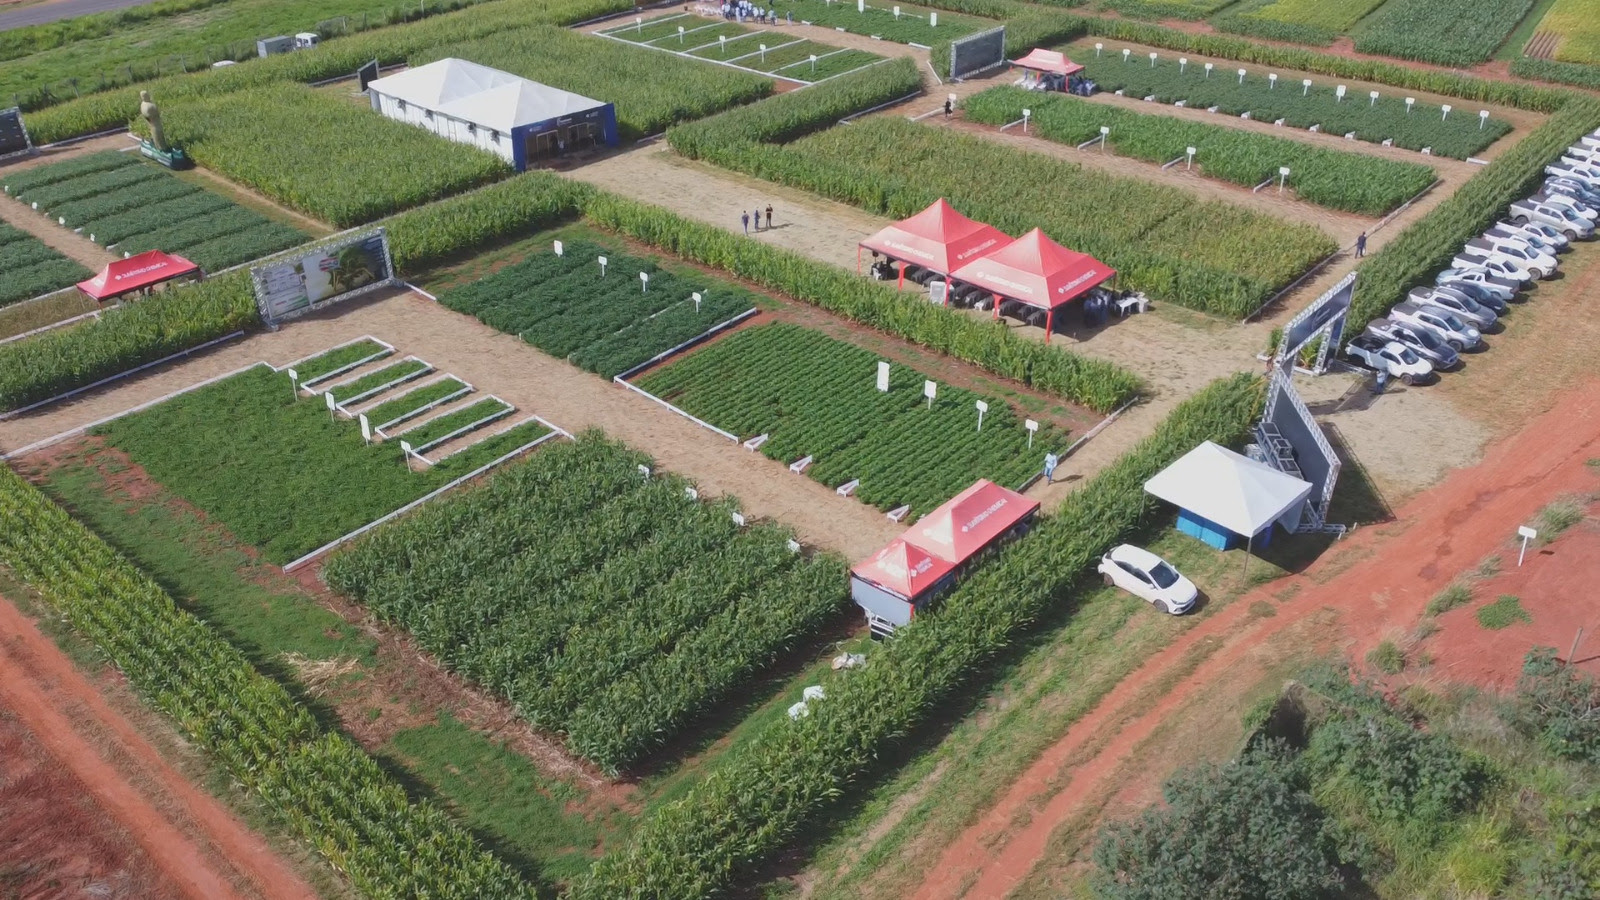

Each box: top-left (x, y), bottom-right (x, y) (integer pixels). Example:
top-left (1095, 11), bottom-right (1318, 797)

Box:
top-left (1025, 418), bottom-right (1039, 449)
top-left (638, 464), bottom-right (652, 478)
top-left (929, 11), bottom-right (937, 26)
top-left (923, 379), bottom-right (937, 409)
top-left (692, 291), bottom-right (702, 312)
top-left (640, 271), bottom-right (650, 293)
top-left (287, 367), bottom-right (299, 400)
top-left (324, 391), bottom-right (336, 421)
top-left (553, 239), bottom-right (563, 256)
top-left (876, 360), bottom-right (890, 392)
top-left (597, 255), bottom-right (608, 277)
top-left (975, 399), bottom-right (988, 432)
top-left (359, 413), bottom-right (372, 445)
top-left (400, 440), bottom-right (413, 468)
top-left (1517, 525), bottom-right (1538, 566)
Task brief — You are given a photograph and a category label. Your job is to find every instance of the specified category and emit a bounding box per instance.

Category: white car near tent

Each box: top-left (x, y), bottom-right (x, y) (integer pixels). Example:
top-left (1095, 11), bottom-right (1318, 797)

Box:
top-left (1098, 545), bottom-right (1198, 615)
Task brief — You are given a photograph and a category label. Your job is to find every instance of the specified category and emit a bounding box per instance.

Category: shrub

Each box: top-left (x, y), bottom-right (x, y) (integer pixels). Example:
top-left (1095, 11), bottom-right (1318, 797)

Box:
top-left (1509, 647), bottom-right (1600, 764)
top-left (1477, 595), bottom-right (1532, 630)
top-left (1367, 640), bottom-right (1405, 675)
top-left (1425, 581), bottom-right (1472, 616)
top-left (382, 172), bottom-right (591, 273)
top-left (1536, 497), bottom-right (1585, 542)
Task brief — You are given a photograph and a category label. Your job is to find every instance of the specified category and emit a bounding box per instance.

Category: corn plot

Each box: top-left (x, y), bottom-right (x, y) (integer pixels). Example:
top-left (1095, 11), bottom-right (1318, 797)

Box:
top-left (1080, 54), bottom-right (1511, 159)
top-left (438, 240), bottom-right (755, 379)
top-left (964, 86), bottom-right (1436, 216)
top-left (1353, 0), bottom-right (1534, 66)
top-left (637, 323), bottom-right (1064, 515)
top-left (324, 432), bottom-right (847, 774)
top-left (2, 150), bottom-right (306, 271)
top-left (602, 14), bottom-right (886, 84)
top-left (0, 222), bottom-right (88, 307)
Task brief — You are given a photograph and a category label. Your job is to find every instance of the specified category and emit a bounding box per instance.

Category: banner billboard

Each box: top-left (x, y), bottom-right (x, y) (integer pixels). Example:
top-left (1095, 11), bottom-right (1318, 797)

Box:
top-left (250, 228), bottom-right (394, 327)
top-left (0, 108), bottom-right (33, 162)
top-left (950, 26), bottom-right (1005, 80)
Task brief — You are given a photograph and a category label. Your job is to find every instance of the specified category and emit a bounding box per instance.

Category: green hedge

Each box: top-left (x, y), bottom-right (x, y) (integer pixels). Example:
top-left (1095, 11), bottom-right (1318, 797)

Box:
top-left (1210, 13), bottom-right (1337, 47)
top-left (0, 466), bottom-right (535, 899)
top-left (582, 191), bottom-right (1142, 412)
top-left (566, 372), bottom-right (1264, 899)
top-left (383, 172), bottom-right (593, 273)
top-left (0, 272), bottom-right (257, 412)
top-left (1349, 96), bottom-right (1600, 325)
top-left (1511, 57), bottom-right (1600, 91)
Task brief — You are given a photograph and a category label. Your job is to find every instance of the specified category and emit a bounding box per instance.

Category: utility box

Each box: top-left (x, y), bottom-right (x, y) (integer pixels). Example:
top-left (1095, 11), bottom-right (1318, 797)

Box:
top-left (294, 32), bottom-right (321, 50)
top-left (257, 36), bottom-right (294, 57)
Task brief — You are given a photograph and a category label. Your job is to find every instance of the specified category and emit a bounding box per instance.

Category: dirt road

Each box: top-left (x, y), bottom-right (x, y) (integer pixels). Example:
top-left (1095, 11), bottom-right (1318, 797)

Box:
top-left (0, 593), bottom-right (318, 900)
top-left (911, 371), bottom-right (1600, 899)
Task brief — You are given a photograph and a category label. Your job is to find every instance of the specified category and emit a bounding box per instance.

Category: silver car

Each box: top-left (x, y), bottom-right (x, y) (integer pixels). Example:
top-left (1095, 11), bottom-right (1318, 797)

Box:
top-left (1408, 286), bottom-right (1496, 329)
top-left (1391, 301), bottom-right (1481, 351)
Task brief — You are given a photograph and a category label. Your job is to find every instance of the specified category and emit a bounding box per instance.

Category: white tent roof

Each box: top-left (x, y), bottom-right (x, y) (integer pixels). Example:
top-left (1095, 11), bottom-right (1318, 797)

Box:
top-left (367, 58), bottom-right (605, 132)
top-left (1143, 441), bottom-right (1312, 537)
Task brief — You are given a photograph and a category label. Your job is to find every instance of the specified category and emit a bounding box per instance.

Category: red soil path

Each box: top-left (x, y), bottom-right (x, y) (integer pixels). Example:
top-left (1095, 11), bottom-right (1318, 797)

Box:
top-left (913, 374), bottom-right (1600, 900)
top-left (0, 593), bottom-right (319, 900)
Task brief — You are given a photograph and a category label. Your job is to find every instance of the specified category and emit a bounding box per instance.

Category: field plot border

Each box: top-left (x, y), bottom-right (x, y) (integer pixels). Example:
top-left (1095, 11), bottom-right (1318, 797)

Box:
top-left (593, 21), bottom-right (891, 88)
top-left (611, 306), bottom-right (760, 442)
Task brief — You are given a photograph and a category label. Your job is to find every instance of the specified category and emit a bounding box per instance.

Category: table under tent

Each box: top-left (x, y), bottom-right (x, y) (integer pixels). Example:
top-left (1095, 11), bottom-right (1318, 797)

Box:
top-left (77, 250), bottom-right (201, 303)
top-left (948, 228), bottom-right (1117, 343)
top-left (1143, 441), bottom-right (1313, 557)
top-left (857, 198), bottom-right (1012, 294)
top-left (1010, 48), bottom-right (1090, 94)
top-left (850, 479), bottom-right (1040, 638)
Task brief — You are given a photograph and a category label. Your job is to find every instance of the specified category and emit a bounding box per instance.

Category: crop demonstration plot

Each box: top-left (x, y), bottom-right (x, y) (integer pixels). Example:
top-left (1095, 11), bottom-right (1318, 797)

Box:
top-left (601, 14), bottom-right (887, 83)
top-left (636, 323), bottom-right (1065, 515)
top-left (3, 151), bottom-right (307, 272)
top-left (438, 240), bottom-right (757, 379)
top-left (1078, 53), bottom-right (1511, 159)
top-left (1352, 0), bottom-right (1536, 65)
top-left (964, 87), bottom-right (1436, 216)
top-left (0, 222), bottom-right (89, 307)
top-left (767, 0), bottom-right (984, 44)
top-left (410, 25), bottom-right (774, 141)
top-left (756, 117), bottom-right (1334, 317)
top-left (324, 432), bottom-right (847, 773)
top-left (97, 356), bottom-right (550, 564)
top-left (1533, 0), bottom-right (1600, 65)
top-left (1212, 0), bottom-right (1389, 43)
top-left (150, 83), bottom-right (511, 227)
top-left (1099, 0), bottom-right (1237, 21)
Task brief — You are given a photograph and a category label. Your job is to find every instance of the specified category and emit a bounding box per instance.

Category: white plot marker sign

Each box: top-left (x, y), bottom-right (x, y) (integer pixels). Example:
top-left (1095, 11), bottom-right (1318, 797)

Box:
top-left (923, 379), bottom-right (937, 409)
top-left (1518, 525), bottom-right (1538, 566)
top-left (692, 291), bottom-right (702, 312)
top-left (324, 390), bottom-right (336, 421)
top-left (640, 271), bottom-right (649, 293)
top-left (359, 413), bottom-right (372, 445)
top-left (400, 440), bottom-right (413, 468)
top-left (876, 361), bottom-right (890, 392)
top-left (975, 399), bottom-right (988, 432)
top-left (553, 239), bottom-right (563, 256)
top-left (598, 255), bottom-right (608, 277)
top-left (1025, 418), bottom-right (1039, 448)
top-left (287, 367), bottom-right (299, 400)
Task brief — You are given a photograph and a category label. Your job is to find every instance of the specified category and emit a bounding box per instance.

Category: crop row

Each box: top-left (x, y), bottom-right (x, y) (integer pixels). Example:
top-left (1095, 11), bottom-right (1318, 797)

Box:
top-left (22, 0), bottom-right (632, 141)
top-left (439, 238), bottom-right (755, 379)
top-left (294, 337), bottom-right (390, 383)
top-left (964, 85), bottom-right (1435, 216)
top-left (1208, 0), bottom-right (1387, 45)
top-left (4, 150), bottom-right (307, 270)
top-left (638, 323), bottom-right (1064, 514)
top-left (324, 431), bottom-right (849, 773)
top-left (1098, 0), bottom-right (1232, 22)
top-left (394, 396), bottom-right (513, 450)
top-left (567, 372), bottom-right (1264, 898)
top-left (0, 466), bottom-right (534, 900)
top-left (363, 376), bottom-right (468, 430)
top-left (1078, 53), bottom-right (1510, 160)
top-left (0, 222), bottom-right (88, 307)
top-left (776, 0), bottom-right (985, 43)
top-left (1538, 0), bottom-right (1600, 66)
top-left (1353, 0), bottom-right (1534, 66)
top-left (409, 25), bottom-right (773, 141)
top-left (328, 358), bottom-right (430, 404)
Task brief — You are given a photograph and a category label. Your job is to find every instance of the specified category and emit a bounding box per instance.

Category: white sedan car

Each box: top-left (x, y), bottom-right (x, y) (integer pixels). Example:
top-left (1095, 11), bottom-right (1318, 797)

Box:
top-left (1098, 544), bottom-right (1198, 615)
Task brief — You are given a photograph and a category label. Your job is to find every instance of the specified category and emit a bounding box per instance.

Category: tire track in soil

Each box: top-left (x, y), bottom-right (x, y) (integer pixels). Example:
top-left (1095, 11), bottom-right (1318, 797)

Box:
top-left (0, 592), bottom-right (319, 900)
top-left (911, 373), bottom-right (1600, 900)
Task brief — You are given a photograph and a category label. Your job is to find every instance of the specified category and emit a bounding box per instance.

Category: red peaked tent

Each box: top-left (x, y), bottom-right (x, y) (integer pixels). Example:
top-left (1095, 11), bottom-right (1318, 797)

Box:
top-left (950, 228), bottom-right (1116, 343)
top-left (851, 538), bottom-right (957, 602)
top-left (1011, 49), bottom-right (1083, 77)
top-left (907, 479), bottom-right (1040, 563)
top-left (77, 250), bottom-right (201, 302)
top-left (858, 198), bottom-right (1013, 289)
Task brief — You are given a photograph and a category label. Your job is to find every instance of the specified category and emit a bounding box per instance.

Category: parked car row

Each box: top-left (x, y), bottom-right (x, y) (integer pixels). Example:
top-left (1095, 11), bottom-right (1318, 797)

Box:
top-left (1347, 129), bottom-right (1599, 384)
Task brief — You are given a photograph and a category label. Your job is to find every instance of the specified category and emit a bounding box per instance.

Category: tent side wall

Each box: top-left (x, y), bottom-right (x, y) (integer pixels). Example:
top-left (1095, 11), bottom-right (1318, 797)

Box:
top-left (850, 577), bottom-right (914, 627)
top-left (371, 89), bottom-right (516, 168)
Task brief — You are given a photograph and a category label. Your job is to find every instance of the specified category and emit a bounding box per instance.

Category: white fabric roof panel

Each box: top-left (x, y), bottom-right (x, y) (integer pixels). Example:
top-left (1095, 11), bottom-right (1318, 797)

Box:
top-left (1143, 441), bottom-right (1313, 537)
top-left (367, 58), bottom-right (606, 132)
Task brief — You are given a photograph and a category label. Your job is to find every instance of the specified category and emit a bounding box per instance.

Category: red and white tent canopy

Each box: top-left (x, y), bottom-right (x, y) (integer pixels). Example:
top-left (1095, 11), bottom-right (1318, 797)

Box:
top-left (951, 228), bottom-right (1114, 311)
top-left (851, 537), bottom-right (957, 601)
top-left (907, 479), bottom-right (1041, 563)
top-left (1011, 49), bottom-right (1083, 77)
top-left (858, 198), bottom-right (1013, 278)
top-left (77, 250), bottom-right (200, 302)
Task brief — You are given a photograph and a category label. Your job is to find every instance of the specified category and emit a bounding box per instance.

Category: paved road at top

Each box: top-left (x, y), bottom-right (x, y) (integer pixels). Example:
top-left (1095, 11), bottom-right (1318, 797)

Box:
top-left (0, 0), bottom-right (160, 31)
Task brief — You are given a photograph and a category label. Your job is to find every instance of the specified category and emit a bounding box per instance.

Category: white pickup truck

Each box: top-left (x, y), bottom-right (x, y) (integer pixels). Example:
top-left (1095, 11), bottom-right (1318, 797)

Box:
top-left (1345, 334), bottom-right (1434, 385)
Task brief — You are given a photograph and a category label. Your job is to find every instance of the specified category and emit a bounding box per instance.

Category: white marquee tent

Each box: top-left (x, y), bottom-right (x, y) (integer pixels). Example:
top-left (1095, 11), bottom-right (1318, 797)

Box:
top-left (367, 58), bottom-right (618, 170)
top-left (1143, 441), bottom-right (1312, 550)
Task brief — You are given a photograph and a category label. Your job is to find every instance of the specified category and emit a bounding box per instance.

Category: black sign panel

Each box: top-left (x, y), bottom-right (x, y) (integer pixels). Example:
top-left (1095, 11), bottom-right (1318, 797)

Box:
top-left (357, 60), bottom-right (380, 92)
top-left (0, 108), bottom-right (31, 159)
top-left (950, 26), bottom-right (1005, 80)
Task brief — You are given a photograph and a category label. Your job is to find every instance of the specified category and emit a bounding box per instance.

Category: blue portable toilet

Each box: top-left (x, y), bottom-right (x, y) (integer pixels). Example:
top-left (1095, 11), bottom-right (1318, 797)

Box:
top-left (367, 58), bottom-right (620, 172)
top-left (1143, 441), bottom-right (1312, 554)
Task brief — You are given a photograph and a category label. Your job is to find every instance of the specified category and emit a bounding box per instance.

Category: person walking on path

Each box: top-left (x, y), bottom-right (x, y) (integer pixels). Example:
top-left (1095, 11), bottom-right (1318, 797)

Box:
top-left (1356, 231), bottom-right (1367, 258)
top-left (1043, 452), bottom-right (1060, 485)
top-left (754, 207), bottom-right (762, 230)
top-left (766, 204), bottom-right (774, 228)
top-left (944, 99), bottom-right (953, 118)
top-left (741, 211), bottom-right (749, 234)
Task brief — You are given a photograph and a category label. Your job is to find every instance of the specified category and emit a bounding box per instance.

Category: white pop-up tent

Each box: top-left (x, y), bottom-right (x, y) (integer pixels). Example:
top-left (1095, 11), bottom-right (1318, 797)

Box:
top-left (1143, 441), bottom-right (1312, 554)
top-left (367, 58), bottom-right (619, 171)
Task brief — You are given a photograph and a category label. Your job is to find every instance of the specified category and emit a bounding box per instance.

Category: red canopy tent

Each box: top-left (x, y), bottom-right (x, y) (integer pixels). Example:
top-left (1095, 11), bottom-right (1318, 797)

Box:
top-left (77, 250), bottom-right (201, 303)
top-left (906, 479), bottom-right (1041, 563)
top-left (858, 198), bottom-right (1013, 290)
top-left (850, 538), bottom-right (957, 603)
top-left (950, 228), bottom-right (1115, 343)
top-left (1011, 48), bottom-right (1084, 77)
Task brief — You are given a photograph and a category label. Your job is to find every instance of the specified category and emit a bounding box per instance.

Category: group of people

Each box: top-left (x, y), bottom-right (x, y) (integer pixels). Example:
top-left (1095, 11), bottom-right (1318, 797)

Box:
top-left (721, 0), bottom-right (787, 24)
top-left (741, 204), bottom-right (777, 234)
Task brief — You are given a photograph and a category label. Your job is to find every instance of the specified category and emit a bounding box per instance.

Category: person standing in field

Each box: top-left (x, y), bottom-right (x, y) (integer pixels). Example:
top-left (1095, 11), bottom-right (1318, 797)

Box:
top-left (742, 210), bottom-right (750, 234)
top-left (1043, 452), bottom-right (1060, 485)
top-left (1356, 231), bottom-right (1368, 258)
top-left (944, 99), bottom-right (953, 118)
top-left (754, 207), bottom-right (762, 230)
top-left (766, 204), bottom-right (774, 228)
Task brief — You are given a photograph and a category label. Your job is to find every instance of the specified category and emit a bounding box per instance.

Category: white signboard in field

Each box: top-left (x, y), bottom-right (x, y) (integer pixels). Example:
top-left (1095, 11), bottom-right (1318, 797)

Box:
top-left (250, 228), bottom-right (395, 328)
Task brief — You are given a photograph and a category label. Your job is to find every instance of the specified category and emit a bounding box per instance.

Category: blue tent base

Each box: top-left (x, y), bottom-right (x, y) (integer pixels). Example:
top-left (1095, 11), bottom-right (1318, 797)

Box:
top-left (1175, 509), bottom-right (1273, 551)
